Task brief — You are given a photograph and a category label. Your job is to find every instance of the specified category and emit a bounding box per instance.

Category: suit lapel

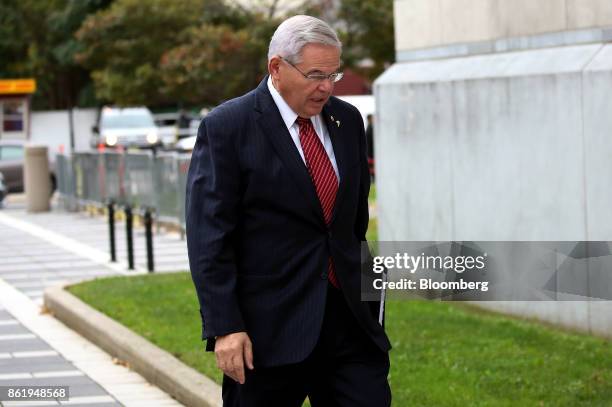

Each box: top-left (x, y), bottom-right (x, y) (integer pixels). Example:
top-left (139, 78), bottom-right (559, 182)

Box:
top-left (322, 102), bottom-right (349, 225)
top-left (254, 79), bottom-right (325, 223)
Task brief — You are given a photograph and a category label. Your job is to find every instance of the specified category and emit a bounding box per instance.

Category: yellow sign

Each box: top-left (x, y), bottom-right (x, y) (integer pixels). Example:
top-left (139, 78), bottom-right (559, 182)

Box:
top-left (0, 79), bottom-right (36, 95)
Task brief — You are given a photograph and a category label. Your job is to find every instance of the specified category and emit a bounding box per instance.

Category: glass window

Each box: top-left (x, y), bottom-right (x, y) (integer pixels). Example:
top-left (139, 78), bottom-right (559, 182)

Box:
top-left (3, 100), bottom-right (25, 132)
top-left (101, 112), bottom-right (155, 129)
top-left (0, 146), bottom-right (24, 161)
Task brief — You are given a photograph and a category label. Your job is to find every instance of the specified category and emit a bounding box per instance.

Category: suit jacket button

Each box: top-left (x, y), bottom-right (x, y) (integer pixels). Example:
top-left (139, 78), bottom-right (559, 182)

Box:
top-left (320, 272), bottom-right (328, 280)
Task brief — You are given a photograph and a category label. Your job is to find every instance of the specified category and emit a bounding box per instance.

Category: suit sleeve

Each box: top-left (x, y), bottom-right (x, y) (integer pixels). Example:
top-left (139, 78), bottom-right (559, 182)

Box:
top-left (186, 115), bottom-right (245, 346)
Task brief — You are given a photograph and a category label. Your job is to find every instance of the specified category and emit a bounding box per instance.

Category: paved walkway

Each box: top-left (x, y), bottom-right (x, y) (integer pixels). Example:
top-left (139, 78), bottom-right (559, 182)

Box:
top-left (0, 196), bottom-right (189, 406)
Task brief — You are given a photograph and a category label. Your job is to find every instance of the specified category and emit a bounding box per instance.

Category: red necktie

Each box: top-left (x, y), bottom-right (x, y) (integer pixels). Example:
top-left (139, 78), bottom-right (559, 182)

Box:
top-left (297, 117), bottom-right (340, 288)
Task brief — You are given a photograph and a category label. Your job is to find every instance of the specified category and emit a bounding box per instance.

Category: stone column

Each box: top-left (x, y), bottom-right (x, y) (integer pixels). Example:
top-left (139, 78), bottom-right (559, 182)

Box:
top-left (24, 145), bottom-right (51, 212)
top-left (374, 0), bottom-right (612, 337)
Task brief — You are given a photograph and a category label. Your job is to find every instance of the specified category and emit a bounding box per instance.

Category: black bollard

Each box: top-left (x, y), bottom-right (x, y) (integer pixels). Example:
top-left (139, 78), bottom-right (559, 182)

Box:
top-left (108, 201), bottom-right (116, 262)
top-left (144, 208), bottom-right (154, 273)
top-left (125, 205), bottom-right (134, 270)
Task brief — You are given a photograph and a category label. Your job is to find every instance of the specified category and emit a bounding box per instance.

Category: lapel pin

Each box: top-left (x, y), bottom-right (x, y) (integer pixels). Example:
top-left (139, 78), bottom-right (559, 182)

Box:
top-left (330, 115), bottom-right (340, 128)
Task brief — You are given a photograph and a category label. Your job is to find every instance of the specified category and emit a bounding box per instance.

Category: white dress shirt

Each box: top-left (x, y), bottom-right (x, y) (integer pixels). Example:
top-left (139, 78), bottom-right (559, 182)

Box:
top-left (267, 76), bottom-right (340, 180)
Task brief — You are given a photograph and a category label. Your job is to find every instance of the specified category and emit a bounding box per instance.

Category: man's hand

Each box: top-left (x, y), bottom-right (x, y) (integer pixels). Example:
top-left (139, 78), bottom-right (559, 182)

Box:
top-left (214, 332), bottom-right (254, 384)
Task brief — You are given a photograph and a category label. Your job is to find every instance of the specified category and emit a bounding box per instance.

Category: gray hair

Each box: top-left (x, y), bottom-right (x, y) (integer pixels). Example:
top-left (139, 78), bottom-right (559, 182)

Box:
top-left (268, 15), bottom-right (342, 64)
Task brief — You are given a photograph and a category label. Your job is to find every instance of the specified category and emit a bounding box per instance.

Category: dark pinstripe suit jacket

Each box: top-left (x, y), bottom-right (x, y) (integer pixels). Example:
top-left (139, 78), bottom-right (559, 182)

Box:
top-left (186, 77), bottom-right (391, 368)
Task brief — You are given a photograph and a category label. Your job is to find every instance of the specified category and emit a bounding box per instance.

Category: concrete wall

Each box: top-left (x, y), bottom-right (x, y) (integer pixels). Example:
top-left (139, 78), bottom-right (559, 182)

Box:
top-left (582, 45), bottom-right (612, 241)
top-left (374, 43), bottom-right (612, 338)
top-left (395, 0), bottom-right (612, 52)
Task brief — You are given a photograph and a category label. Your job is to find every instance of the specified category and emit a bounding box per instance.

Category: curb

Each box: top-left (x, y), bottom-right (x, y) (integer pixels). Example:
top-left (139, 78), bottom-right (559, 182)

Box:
top-left (44, 285), bottom-right (222, 407)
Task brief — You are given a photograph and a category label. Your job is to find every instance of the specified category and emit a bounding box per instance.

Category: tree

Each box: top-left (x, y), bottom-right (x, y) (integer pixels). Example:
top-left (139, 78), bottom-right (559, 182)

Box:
top-left (337, 0), bottom-right (395, 78)
top-left (0, 0), bottom-right (28, 77)
top-left (159, 15), bottom-right (278, 106)
top-left (293, 0), bottom-right (395, 80)
top-left (76, 0), bottom-right (205, 106)
top-left (0, 0), bottom-right (112, 109)
top-left (76, 0), bottom-right (277, 108)
top-left (1, 0), bottom-right (395, 109)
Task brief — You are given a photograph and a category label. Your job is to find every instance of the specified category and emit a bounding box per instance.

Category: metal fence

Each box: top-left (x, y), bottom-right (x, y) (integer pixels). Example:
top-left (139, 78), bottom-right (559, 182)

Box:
top-left (56, 151), bottom-right (191, 229)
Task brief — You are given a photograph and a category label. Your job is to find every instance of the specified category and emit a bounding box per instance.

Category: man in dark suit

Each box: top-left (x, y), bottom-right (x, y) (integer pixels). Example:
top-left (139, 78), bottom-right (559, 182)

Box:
top-left (186, 15), bottom-right (391, 406)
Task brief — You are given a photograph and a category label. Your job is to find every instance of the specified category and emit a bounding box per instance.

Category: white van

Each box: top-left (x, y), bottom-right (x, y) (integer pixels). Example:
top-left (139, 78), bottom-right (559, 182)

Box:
top-left (92, 107), bottom-right (160, 149)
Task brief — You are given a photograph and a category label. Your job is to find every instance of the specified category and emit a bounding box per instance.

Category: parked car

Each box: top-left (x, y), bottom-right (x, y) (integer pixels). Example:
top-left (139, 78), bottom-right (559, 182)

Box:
top-left (174, 135), bottom-right (197, 151)
top-left (153, 111), bottom-right (199, 144)
top-left (0, 140), bottom-right (56, 193)
top-left (169, 109), bottom-right (207, 152)
top-left (0, 172), bottom-right (6, 207)
top-left (92, 107), bottom-right (161, 149)
top-left (152, 112), bottom-right (181, 146)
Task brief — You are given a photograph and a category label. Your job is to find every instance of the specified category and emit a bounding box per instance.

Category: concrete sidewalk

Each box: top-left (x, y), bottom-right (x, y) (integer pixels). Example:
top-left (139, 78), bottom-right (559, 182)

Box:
top-left (0, 196), bottom-right (189, 406)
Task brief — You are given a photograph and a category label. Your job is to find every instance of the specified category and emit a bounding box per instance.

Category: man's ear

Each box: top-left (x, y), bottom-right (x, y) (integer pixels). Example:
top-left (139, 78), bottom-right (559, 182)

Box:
top-left (268, 57), bottom-right (281, 81)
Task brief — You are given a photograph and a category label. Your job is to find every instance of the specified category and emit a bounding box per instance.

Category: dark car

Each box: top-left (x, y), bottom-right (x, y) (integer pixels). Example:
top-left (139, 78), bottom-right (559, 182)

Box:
top-left (0, 140), bottom-right (56, 193)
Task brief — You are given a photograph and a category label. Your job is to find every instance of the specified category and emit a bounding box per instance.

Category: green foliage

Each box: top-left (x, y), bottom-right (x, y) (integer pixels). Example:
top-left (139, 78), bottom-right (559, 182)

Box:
top-left (1, 0), bottom-right (396, 108)
top-left (293, 0), bottom-right (395, 81)
top-left (76, 0), bottom-right (203, 106)
top-left (337, 0), bottom-right (395, 78)
top-left (75, 0), bottom-right (276, 107)
top-left (0, 0), bottom-right (112, 108)
top-left (69, 272), bottom-right (612, 406)
top-left (159, 17), bottom-right (278, 106)
top-left (0, 0), bottom-right (28, 76)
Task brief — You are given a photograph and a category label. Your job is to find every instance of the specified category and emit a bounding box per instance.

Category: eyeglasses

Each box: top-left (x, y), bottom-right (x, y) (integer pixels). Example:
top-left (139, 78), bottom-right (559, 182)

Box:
top-left (280, 57), bottom-right (344, 83)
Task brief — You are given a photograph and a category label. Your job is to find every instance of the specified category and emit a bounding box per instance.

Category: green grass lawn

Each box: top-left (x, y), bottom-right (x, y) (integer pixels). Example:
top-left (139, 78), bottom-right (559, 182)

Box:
top-left (366, 216), bottom-right (378, 242)
top-left (68, 272), bottom-right (611, 406)
top-left (369, 183), bottom-right (377, 205)
top-left (367, 182), bottom-right (378, 242)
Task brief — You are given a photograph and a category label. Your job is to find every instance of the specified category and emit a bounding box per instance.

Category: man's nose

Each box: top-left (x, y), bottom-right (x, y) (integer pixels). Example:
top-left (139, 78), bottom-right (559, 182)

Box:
top-left (317, 78), bottom-right (334, 93)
